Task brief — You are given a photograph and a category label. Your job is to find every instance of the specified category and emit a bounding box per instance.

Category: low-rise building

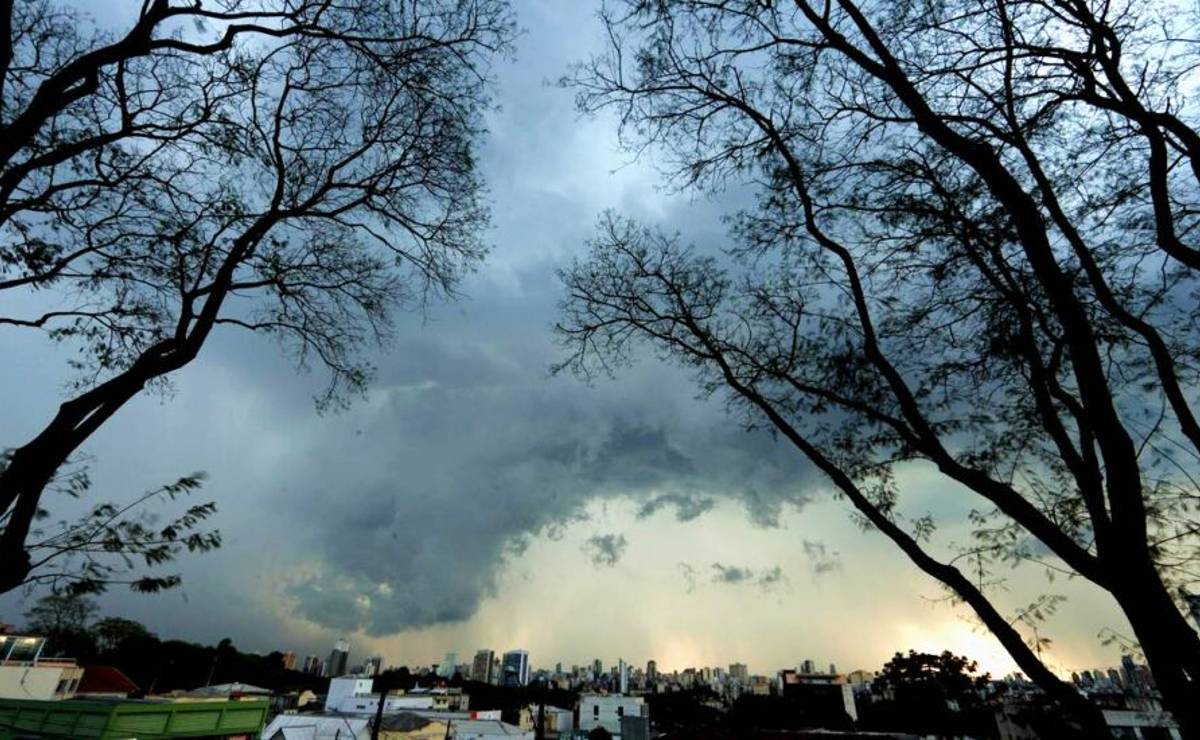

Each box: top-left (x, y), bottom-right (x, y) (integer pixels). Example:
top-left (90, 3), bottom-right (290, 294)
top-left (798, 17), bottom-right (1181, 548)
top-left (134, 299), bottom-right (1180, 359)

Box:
top-left (577, 695), bottom-right (648, 737)
top-left (0, 636), bottom-right (84, 701)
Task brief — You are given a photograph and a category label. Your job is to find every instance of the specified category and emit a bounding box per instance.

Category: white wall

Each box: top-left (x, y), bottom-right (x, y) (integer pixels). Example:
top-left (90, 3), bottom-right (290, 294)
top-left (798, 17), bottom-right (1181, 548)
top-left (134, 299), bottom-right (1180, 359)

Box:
top-left (578, 695), bottom-right (647, 735)
top-left (0, 664), bottom-right (81, 701)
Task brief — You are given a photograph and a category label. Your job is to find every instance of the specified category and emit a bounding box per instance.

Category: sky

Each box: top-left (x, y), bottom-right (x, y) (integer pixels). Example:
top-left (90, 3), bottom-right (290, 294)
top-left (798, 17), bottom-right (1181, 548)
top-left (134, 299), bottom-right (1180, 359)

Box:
top-left (0, 0), bottom-right (1140, 679)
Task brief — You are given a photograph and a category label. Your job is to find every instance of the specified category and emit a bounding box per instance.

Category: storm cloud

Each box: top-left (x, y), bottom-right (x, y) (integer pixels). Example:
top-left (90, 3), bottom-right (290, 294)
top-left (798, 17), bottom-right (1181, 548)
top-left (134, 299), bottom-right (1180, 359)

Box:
top-left (270, 330), bottom-right (817, 635)
top-left (636, 493), bottom-right (717, 522)
top-left (584, 534), bottom-right (628, 567)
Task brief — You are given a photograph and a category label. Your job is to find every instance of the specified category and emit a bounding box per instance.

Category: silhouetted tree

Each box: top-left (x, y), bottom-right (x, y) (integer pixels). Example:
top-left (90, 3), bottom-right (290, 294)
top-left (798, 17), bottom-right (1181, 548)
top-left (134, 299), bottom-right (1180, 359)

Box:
top-left (92, 616), bottom-right (154, 653)
top-left (8, 461), bottom-right (220, 594)
top-left (559, 0), bottom-right (1200, 735)
top-left (863, 650), bottom-right (995, 738)
top-left (0, 0), bottom-right (514, 595)
top-left (22, 591), bottom-right (97, 657)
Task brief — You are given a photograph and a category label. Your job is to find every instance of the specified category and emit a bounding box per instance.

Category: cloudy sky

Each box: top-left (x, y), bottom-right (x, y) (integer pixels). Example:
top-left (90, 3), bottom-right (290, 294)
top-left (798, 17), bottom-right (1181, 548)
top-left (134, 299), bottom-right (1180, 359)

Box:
top-left (0, 0), bottom-right (1138, 678)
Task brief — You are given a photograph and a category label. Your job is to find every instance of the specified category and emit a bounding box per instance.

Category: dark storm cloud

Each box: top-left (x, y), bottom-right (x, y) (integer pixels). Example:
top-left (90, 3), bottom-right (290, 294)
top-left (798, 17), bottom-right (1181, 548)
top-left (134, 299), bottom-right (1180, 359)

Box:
top-left (276, 332), bottom-right (818, 635)
top-left (583, 534), bottom-right (627, 567)
top-left (636, 492), bottom-right (716, 522)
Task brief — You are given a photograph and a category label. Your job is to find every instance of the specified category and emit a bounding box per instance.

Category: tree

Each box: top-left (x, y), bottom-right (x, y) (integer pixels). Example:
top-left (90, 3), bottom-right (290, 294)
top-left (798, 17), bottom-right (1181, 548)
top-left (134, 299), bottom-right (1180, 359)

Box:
top-left (559, 0), bottom-right (1200, 735)
top-left (23, 591), bottom-right (94, 635)
top-left (92, 616), bottom-right (154, 653)
top-left (23, 591), bottom-right (97, 657)
top-left (9, 460), bottom-right (221, 595)
top-left (0, 0), bottom-right (515, 593)
top-left (866, 651), bottom-right (994, 738)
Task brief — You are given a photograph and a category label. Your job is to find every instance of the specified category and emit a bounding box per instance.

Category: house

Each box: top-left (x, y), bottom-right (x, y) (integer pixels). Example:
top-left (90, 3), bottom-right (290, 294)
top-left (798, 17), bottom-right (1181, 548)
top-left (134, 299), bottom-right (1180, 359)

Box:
top-left (75, 666), bottom-right (139, 699)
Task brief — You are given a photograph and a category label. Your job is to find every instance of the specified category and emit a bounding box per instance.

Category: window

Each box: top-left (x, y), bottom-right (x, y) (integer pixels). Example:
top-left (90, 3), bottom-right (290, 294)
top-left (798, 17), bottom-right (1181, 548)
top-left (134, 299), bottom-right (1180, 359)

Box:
top-left (55, 679), bottom-right (68, 694)
top-left (593, 706), bottom-right (599, 717)
top-left (617, 707), bottom-right (624, 717)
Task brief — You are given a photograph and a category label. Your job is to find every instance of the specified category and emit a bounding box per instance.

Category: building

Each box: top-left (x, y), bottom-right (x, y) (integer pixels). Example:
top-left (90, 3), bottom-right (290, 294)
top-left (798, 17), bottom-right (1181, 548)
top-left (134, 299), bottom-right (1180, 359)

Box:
top-left (452, 719), bottom-right (533, 738)
top-left (618, 659), bottom-right (629, 694)
top-left (438, 652), bottom-right (458, 678)
top-left (378, 712), bottom-right (450, 739)
top-left (502, 650), bottom-right (530, 687)
top-left (472, 649), bottom-right (496, 683)
top-left (302, 654), bottom-right (323, 675)
top-left (519, 704), bottom-right (573, 734)
top-left (578, 695), bottom-right (649, 737)
top-left (325, 676), bottom-right (470, 715)
top-left (778, 670), bottom-right (858, 722)
top-left (0, 635), bottom-right (84, 701)
top-left (646, 660), bottom-right (657, 681)
top-left (328, 638), bottom-right (351, 678)
top-left (264, 713), bottom-right (371, 740)
top-left (728, 663), bottom-right (749, 682)
top-left (0, 697), bottom-right (268, 740)
top-left (75, 666), bottom-right (139, 699)
top-left (619, 714), bottom-right (650, 740)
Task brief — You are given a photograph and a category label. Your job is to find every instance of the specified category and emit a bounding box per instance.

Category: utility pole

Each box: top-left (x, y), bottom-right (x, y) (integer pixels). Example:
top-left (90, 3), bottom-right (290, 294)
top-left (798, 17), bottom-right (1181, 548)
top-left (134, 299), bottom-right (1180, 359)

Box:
top-left (370, 662), bottom-right (388, 740)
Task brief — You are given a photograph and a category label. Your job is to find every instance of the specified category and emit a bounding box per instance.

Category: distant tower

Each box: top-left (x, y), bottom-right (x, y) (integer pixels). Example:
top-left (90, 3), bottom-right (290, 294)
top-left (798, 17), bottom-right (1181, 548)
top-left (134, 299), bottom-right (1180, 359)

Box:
top-left (502, 650), bottom-right (530, 687)
top-left (327, 639), bottom-right (350, 678)
top-left (472, 649), bottom-right (495, 683)
top-left (647, 660), bottom-right (658, 681)
top-left (618, 659), bottom-right (629, 694)
top-left (438, 652), bottom-right (458, 678)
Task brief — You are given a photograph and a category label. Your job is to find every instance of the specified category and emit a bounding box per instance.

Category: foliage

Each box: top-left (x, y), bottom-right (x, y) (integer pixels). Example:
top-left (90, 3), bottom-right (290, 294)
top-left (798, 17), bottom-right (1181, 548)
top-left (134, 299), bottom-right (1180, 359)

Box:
top-left (557, 0), bottom-right (1200, 732)
top-left (0, 0), bottom-right (515, 595)
top-left (9, 460), bottom-right (221, 595)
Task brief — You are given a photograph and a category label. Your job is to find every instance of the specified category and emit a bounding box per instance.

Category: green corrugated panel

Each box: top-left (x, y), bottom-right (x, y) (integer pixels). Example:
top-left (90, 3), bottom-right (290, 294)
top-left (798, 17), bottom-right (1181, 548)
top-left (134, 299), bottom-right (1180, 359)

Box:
top-left (219, 707), bottom-right (266, 730)
top-left (12, 706), bottom-right (46, 732)
top-left (164, 708), bottom-right (221, 732)
top-left (110, 710), bottom-right (171, 734)
top-left (70, 710), bottom-right (110, 737)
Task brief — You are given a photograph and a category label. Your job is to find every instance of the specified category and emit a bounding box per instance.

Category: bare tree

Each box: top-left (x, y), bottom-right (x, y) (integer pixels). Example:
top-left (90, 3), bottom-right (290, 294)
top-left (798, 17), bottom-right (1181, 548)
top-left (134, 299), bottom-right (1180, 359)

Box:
top-left (0, 0), bottom-right (514, 594)
top-left (559, 0), bottom-right (1200, 735)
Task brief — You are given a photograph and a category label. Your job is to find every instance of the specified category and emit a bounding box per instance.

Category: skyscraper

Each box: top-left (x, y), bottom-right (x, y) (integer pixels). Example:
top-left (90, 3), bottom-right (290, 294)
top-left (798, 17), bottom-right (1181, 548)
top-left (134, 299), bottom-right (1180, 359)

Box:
top-left (327, 639), bottom-right (350, 678)
top-left (438, 652), bottom-right (458, 678)
top-left (592, 658), bottom-right (603, 679)
top-left (618, 659), bottom-right (629, 694)
top-left (472, 649), bottom-right (495, 683)
top-left (647, 660), bottom-right (658, 681)
top-left (502, 650), bottom-right (530, 687)
top-left (729, 663), bottom-right (748, 682)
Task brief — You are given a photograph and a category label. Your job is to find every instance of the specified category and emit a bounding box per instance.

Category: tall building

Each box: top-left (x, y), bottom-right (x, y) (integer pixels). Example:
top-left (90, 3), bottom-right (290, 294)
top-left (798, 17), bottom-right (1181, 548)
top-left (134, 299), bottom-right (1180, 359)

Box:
top-left (437, 652), bottom-right (458, 678)
top-left (472, 649), bottom-right (495, 683)
top-left (618, 659), bottom-right (629, 694)
top-left (280, 651), bottom-right (297, 670)
top-left (302, 655), bottom-right (322, 675)
top-left (502, 650), bottom-right (530, 687)
top-left (363, 655), bottom-right (383, 676)
top-left (801, 658), bottom-right (816, 674)
top-left (592, 658), bottom-right (603, 679)
top-left (327, 639), bottom-right (350, 678)
top-left (729, 663), bottom-right (749, 682)
top-left (647, 660), bottom-right (658, 681)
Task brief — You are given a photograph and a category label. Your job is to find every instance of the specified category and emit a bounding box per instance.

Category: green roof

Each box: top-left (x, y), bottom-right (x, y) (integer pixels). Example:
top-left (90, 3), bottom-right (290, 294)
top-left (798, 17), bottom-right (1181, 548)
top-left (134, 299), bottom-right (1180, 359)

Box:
top-left (0, 697), bottom-right (268, 739)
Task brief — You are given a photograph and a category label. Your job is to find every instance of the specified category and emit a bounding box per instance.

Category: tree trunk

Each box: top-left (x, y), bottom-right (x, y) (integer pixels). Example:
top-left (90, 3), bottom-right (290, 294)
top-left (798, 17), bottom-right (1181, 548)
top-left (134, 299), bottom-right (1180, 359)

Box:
top-left (1110, 557), bottom-right (1200, 739)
